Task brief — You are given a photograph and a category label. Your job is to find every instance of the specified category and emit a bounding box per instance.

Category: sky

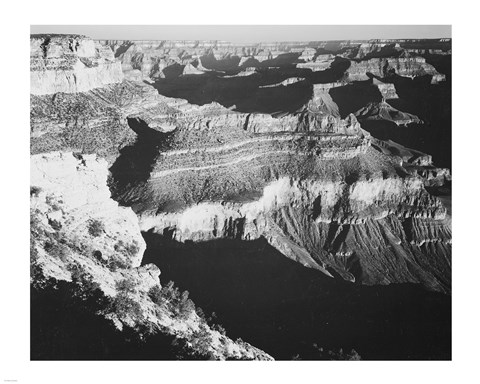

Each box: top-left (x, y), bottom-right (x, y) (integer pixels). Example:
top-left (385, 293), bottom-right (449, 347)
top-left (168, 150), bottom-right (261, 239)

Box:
top-left (30, 25), bottom-right (451, 43)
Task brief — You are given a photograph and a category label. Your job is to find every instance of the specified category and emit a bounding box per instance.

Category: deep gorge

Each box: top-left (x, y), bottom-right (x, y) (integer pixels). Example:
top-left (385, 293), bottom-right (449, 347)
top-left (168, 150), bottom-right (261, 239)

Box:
top-left (141, 232), bottom-right (451, 360)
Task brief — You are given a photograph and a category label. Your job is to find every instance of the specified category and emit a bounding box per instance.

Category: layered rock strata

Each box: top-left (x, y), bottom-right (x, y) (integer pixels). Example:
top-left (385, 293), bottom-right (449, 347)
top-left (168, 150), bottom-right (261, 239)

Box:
top-left (32, 35), bottom-right (452, 306)
top-left (30, 79), bottom-right (178, 162)
top-left (109, 87), bottom-right (450, 292)
top-left (346, 56), bottom-right (446, 83)
top-left (372, 78), bottom-right (399, 99)
top-left (31, 35), bottom-right (123, 95)
top-left (99, 39), bottom-right (448, 83)
top-left (129, 143), bottom-right (450, 292)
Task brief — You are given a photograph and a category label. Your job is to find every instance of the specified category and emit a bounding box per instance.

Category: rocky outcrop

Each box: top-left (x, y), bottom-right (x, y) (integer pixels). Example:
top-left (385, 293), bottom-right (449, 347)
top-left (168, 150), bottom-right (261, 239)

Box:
top-left (30, 151), bottom-right (273, 360)
top-left (354, 42), bottom-right (402, 59)
top-left (355, 101), bottom-right (422, 126)
top-left (132, 146), bottom-right (450, 292)
top-left (31, 35), bottom-right (123, 95)
top-left (259, 77), bottom-right (305, 88)
top-left (30, 80), bottom-right (177, 162)
top-left (182, 63), bottom-right (204, 75)
top-left (346, 56), bottom-right (446, 83)
top-left (31, 152), bottom-right (146, 270)
top-left (298, 47), bottom-right (317, 61)
top-left (372, 138), bottom-right (432, 166)
top-left (296, 54), bottom-right (336, 71)
top-left (306, 83), bottom-right (344, 116)
top-left (372, 78), bottom-right (399, 99)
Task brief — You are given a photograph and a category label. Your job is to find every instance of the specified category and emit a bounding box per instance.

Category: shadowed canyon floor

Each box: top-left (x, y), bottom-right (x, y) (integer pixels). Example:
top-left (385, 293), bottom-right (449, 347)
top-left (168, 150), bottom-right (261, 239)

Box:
top-left (142, 234), bottom-right (451, 360)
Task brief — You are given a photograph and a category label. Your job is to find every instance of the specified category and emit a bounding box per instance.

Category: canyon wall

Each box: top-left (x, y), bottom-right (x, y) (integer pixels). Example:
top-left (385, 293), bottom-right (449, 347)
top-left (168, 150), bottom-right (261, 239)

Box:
top-left (31, 35), bottom-right (124, 95)
top-left (29, 35), bottom-right (275, 360)
top-left (30, 151), bottom-right (273, 360)
top-left (99, 39), bottom-right (448, 84)
top-left (30, 35), bottom-right (452, 361)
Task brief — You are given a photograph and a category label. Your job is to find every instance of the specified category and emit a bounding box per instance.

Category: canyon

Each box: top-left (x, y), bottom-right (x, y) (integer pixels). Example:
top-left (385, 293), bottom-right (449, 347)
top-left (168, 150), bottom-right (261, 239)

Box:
top-left (30, 34), bottom-right (452, 360)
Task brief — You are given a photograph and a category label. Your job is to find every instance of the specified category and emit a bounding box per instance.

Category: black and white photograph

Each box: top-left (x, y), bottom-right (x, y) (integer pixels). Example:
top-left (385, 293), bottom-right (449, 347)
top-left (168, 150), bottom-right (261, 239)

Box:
top-left (1, 1), bottom-right (478, 382)
top-left (28, 23), bottom-right (452, 360)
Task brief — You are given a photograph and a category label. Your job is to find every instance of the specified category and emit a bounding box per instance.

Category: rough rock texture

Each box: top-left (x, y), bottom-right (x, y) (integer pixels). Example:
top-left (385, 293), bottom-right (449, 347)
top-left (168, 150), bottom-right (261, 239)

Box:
top-left (32, 35), bottom-right (452, 311)
top-left (110, 92), bottom-right (450, 291)
top-left (346, 56), bottom-right (446, 83)
top-left (30, 80), bottom-right (177, 163)
top-left (355, 101), bottom-right (422, 126)
top-left (31, 152), bottom-right (146, 269)
top-left (100, 45), bottom-right (451, 293)
top-left (296, 54), bottom-right (336, 71)
top-left (30, 151), bottom-right (273, 360)
top-left (354, 42), bottom-right (402, 59)
top-left (31, 35), bottom-right (123, 95)
top-left (99, 39), bottom-right (448, 87)
top-left (129, 144), bottom-right (451, 292)
top-left (372, 78), bottom-right (399, 99)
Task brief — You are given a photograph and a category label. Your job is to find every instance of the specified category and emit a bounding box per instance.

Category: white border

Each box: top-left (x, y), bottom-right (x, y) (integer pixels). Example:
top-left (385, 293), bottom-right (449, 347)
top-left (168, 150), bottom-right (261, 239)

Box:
top-left (1, 1), bottom-right (477, 383)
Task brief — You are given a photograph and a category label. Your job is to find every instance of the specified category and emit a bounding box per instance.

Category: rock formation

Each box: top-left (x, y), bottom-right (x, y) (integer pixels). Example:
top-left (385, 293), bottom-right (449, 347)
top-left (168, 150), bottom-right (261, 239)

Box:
top-left (31, 35), bottom-right (123, 95)
top-left (355, 101), bottom-right (422, 126)
top-left (30, 35), bottom-right (276, 360)
top-left (30, 34), bottom-right (452, 360)
top-left (346, 55), bottom-right (446, 83)
top-left (372, 78), bottom-right (399, 99)
top-left (99, 39), bottom-right (448, 86)
top-left (107, 79), bottom-right (450, 292)
top-left (30, 151), bottom-right (272, 360)
top-left (296, 54), bottom-right (336, 71)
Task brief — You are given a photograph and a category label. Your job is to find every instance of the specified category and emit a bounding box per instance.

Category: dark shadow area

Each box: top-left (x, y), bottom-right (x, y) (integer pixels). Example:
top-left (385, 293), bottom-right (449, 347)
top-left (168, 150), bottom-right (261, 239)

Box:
top-left (255, 52), bottom-right (302, 68)
top-left (111, 41), bottom-right (134, 58)
top-left (424, 54), bottom-right (452, 82)
top-left (152, 58), bottom-right (350, 114)
top-left (200, 53), bottom-right (241, 73)
top-left (31, 279), bottom-right (189, 360)
top-left (153, 73), bottom-right (313, 114)
top-left (399, 39), bottom-right (452, 52)
top-left (330, 81), bottom-right (384, 118)
top-left (108, 118), bottom-right (172, 203)
top-left (365, 72), bottom-right (451, 168)
top-left (142, 233), bottom-right (451, 360)
top-left (162, 63), bottom-right (185, 78)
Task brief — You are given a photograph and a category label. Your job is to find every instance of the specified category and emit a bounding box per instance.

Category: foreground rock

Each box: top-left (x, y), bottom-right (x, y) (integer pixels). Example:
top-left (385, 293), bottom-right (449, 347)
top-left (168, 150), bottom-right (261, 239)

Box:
top-left (30, 151), bottom-right (273, 360)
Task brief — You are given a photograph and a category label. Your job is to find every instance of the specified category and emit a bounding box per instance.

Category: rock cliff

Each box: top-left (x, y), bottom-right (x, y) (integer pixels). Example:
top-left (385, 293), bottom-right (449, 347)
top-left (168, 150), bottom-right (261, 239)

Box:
top-left (99, 39), bottom-right (448, 86)
top-left (30, 151), bottom-right (272, 360)
top-left (31, 35), bottom-right (124, 95)
top-left (107, 87), bottom-right (450, 292)
top-left (346, 55), bottom-right (445, 83)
